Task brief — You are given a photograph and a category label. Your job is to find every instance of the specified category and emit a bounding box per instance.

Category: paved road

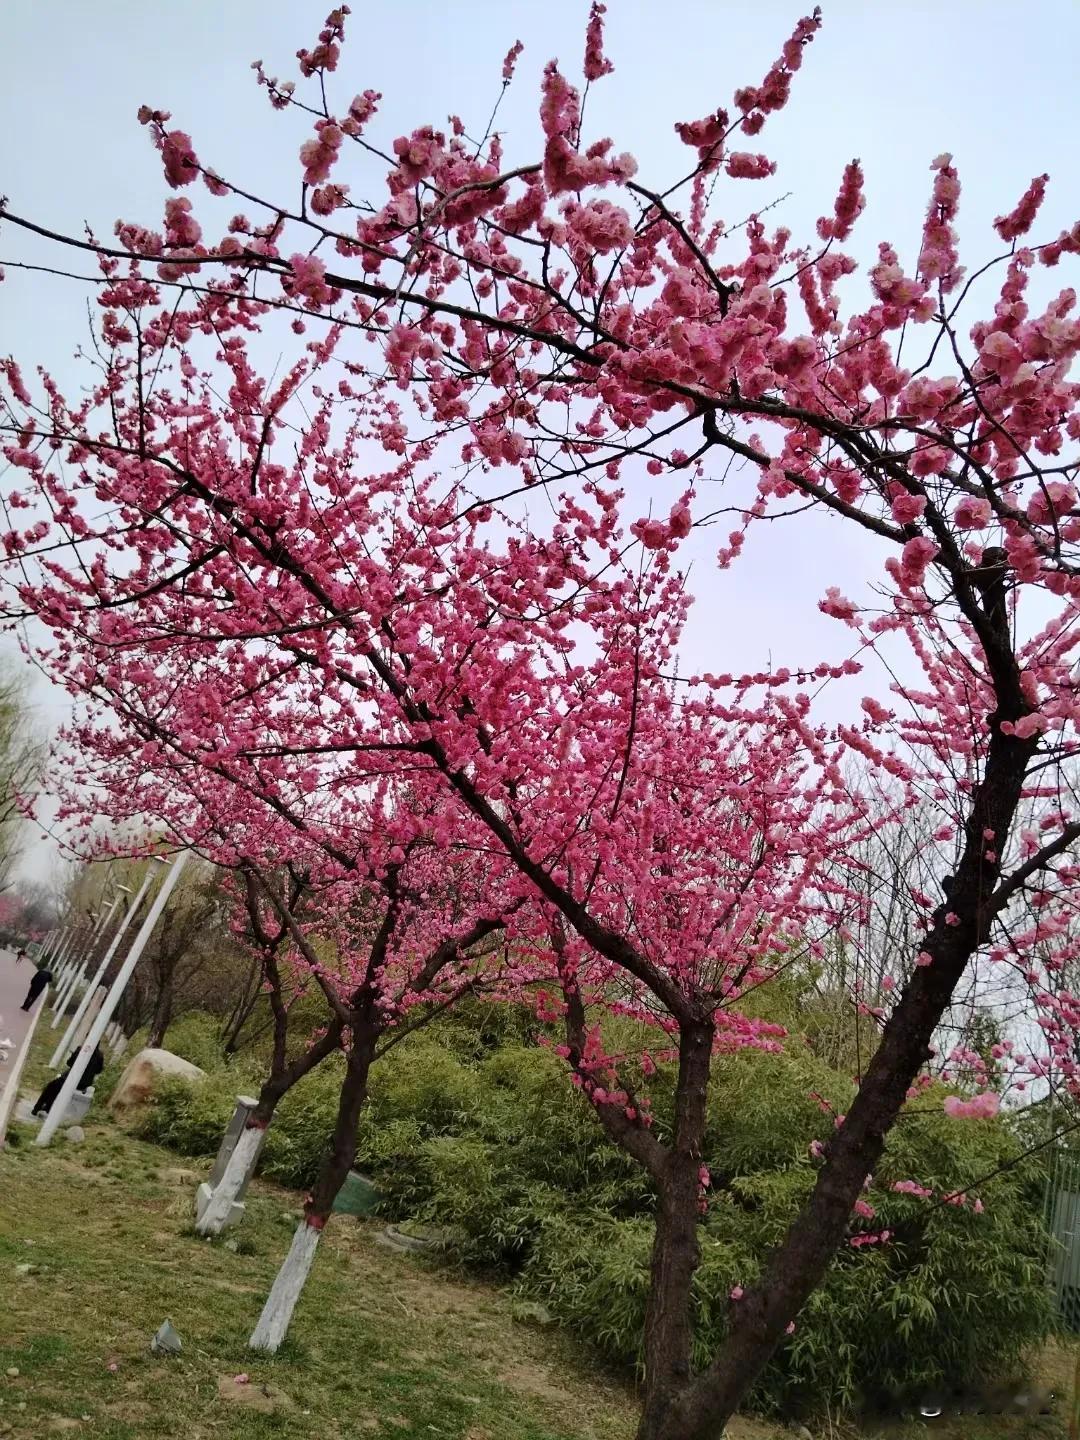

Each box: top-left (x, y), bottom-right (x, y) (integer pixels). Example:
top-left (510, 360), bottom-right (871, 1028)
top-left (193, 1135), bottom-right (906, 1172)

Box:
top-left (0, 946), bottom-right (48, 1109)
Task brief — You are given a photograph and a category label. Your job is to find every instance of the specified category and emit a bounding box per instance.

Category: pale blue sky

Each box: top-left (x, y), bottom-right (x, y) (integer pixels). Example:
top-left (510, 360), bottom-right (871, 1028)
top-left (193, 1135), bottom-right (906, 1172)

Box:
top-left (2, 0), bottom-right (1079, 878)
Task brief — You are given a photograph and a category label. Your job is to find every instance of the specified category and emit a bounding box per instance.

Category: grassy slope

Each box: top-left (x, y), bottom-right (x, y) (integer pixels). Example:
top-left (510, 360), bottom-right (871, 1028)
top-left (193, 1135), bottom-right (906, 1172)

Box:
top-left (0, 1027), bottom-right (1072, 1440)
top-left (1, 1119), bottom-right (654, 1440)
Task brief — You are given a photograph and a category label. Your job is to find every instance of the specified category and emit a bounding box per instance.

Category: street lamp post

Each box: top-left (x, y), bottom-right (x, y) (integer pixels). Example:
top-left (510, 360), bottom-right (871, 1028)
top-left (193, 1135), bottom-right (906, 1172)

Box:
top-left (49, 882), bottom-right (140, 1070)
top-left (36, 850), bottom-right (190, 1148)
top-left (51, 917), bottom-right (99, 1021)
top-left (51, 891), bottom-right (128, 1028)
top-left (49, 929), bottom-right (75, 984)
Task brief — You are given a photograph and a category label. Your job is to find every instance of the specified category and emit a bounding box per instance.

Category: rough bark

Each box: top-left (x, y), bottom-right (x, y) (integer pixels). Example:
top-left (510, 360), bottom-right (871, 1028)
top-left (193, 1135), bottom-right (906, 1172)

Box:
top-left (146, 974), bottom-right (173, 1049)
top-left (648, 724), bottom-right (1036, 1440)
top-left (636, 1022), bottom-right (713, 1440)
top-left (247, 1027), bottom-right (375, 1352)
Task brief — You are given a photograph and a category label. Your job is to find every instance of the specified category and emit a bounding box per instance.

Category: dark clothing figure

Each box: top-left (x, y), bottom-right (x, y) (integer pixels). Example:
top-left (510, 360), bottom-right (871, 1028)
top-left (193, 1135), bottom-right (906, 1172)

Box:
top-left (32, 1046), bottom-right (104, 1116)
top-left (20, 967), bottom-right (52, 1011)
top-left (15, 948), bottom-right (26, 966)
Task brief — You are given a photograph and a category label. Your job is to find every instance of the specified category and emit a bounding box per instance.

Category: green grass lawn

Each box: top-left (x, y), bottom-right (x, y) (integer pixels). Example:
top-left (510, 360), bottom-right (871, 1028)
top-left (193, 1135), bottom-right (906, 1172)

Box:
top-left (1, 1027), bottom-right (1075, 1440)
top-left (0, 1115), bottom-right (653, 1440)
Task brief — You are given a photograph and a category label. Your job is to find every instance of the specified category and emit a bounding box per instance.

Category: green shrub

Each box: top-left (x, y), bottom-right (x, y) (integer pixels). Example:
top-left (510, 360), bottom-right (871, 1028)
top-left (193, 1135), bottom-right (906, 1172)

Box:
top-left (121, 1002), bottom-right (1053, 1418)
top-left (134, 1070), bottom-right (239, 1156)
top-left (93, 1052), bottom-right (128, 1106)
top-left (514, 1054), bottom-right (1051, 1416)
top-left (259, 1056), bottom-right (346, 1189)
top-left (157, 1011), bottom-right (232, 1073)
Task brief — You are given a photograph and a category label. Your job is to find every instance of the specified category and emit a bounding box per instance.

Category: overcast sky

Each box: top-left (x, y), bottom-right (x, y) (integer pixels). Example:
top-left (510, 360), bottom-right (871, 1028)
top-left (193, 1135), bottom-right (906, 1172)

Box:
top-left (2, 0), bottom-right (1079, 882)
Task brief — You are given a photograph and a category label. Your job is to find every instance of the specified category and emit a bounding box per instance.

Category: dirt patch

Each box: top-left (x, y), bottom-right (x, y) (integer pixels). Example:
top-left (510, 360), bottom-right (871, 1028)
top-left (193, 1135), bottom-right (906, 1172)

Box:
top-left (496, 1359), bottom-right (580, 1407)
top-left (725, 1419), bottom-right (788, 1440)
top-left (217, 1375), bottom-right (294, 1413)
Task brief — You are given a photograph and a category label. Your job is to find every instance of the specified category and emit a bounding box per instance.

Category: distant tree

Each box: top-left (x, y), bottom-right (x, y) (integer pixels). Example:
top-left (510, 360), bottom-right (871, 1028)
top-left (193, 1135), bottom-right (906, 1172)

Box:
top-left (0, 668), bottom-right (42, 895)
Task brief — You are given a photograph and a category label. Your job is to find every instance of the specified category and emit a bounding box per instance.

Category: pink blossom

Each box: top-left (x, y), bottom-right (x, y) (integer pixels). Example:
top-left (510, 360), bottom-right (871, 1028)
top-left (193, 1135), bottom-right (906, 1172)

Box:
top-left (954, 496), bottom-right (992, 530)
top-left (819, 587), bottom-right (858, 622)
top-left (890, 491), bottom-right (927, 524)
top-left (161, 129), bottom-right (199, 188)
top-left (1027, 481), bottom-right (1077, 525)
top-left (1011, 712), bottom-right (1047, 739)
top-left (980, 330), bottom-right (1023, 380)
top-left (817, 160), bottom-right (865, 242)
top-left (943, 1091), bottom-right (1000, 1119)
top-left (725, 152), bottom-right (776, 181)
top-left (918, 154), bottom-right (962, 292)
top-left (899, 537), bottom-right (940, 586)
top-left (891, 1180), bottom-right (933, 1199)
top-left (583, 3), bottom-right (614, 82)
top-left (994, 174), bottom-right (1049, 242)
top-left (502, 40), bottom-right (524, 84)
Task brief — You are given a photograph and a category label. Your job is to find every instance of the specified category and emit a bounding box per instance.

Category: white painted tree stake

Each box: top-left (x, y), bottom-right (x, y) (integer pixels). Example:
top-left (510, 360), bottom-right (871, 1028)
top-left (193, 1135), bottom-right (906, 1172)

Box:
top-left (248, 1220), bottom-right (322, 1352)
top-left (196, 1120), bottom-right (267, 1235)
top-left (37, 850), bottom-right (189, 1147)
top-left (49, 877), bottom-right (150, 1070)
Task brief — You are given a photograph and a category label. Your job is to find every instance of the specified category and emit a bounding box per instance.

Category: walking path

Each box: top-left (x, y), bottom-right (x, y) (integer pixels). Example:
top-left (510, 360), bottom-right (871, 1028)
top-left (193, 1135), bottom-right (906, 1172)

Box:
top-left (0, 946), bottom-right (48, 1142)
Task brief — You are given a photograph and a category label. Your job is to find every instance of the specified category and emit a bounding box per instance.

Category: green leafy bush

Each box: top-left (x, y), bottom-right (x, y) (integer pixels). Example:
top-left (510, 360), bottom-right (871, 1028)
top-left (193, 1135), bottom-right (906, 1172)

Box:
top-left (260, 1056), bottom-right (346, 1189)
top-left (513, 1051), bottom-right (1051, 1416)
top-left (128, 1007), bottom-right (1054, 1417)
top-left (134, 1069), bottom-right (240, 1155)
top-left (154, 1011), bottom-right (233, 1073)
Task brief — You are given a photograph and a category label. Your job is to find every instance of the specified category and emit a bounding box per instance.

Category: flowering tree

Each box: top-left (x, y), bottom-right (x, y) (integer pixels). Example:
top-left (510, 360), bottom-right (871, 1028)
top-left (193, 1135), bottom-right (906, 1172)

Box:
top-left (50, 703), bottom-right (522, 1346)
top-left (4, 5), bottom-right (1080, 1436)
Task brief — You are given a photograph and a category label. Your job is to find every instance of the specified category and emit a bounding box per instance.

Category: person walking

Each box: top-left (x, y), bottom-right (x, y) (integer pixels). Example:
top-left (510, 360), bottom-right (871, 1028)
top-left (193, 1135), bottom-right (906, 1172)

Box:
top-left (32, 1045), bottom-right (105, 1117)
top-left (15, 947), bottom-right (27, 966)
top-left (20, 965), bottom-right (53, 1011)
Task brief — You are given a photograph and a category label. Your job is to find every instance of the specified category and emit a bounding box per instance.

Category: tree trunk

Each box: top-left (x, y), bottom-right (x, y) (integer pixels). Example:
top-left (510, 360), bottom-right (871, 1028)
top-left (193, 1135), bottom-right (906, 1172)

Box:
top-left (197, 1020), bottom-right (344, 1237)
top-left (647, 727), bottom-right (1037, 1440)
top-left (146, 974), bottom-right (173, 1049)
top-left (637, 1023), bottom-right (712, 1440)
top-left (220, 956), bottom-right (263, 1055)
top-left (248, 1032), bottom-right (374, 1352)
